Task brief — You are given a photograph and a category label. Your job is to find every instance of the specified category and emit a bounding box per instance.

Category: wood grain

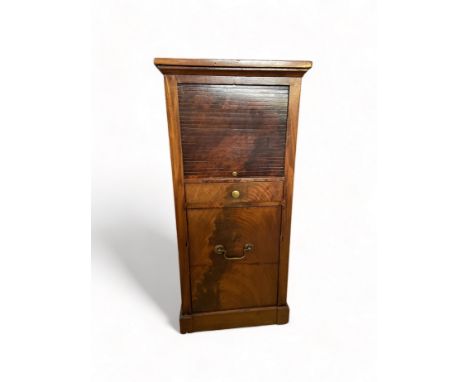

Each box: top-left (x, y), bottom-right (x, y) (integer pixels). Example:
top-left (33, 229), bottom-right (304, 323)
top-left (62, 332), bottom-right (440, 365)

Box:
top-left (163, 75), bottom-right (192, 314)
top-left (155, 58), bottom-right (312, 69)
top-left (175, 75), bottom-right (293, 86)
top-left (187, 206), bottom-right (281, 265)
top-left (189, 306), bottom-right (279, 331)
top-left (278, 78), bottom-right (302, 305)
top-left (277, 305), bottom-right (290, 324)
top-left (191, 264), bottom-right (278, 312)
top-left (185, 181), bottom-right (283, 207)
top-left (178, 84), bottom-right (289, 178)
top-left (155, 58), bottom-right (312, 332)
top-left (184, 176), bottom-right (284, 184)
top-left (187, 207), bottom-right (281, 312)
top-left (155, 58), bottom-right (312, 78)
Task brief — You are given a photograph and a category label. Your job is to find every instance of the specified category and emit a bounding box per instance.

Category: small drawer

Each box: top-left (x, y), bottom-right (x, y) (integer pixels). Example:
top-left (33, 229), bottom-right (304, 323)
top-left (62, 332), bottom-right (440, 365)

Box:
top-left (185, 181), bottom-right (283, 207)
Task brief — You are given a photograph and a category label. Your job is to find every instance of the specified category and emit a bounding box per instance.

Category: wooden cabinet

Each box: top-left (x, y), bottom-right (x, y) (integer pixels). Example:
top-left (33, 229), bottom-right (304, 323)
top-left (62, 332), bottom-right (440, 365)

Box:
top-left (154, 58), bottom-right (312, 333)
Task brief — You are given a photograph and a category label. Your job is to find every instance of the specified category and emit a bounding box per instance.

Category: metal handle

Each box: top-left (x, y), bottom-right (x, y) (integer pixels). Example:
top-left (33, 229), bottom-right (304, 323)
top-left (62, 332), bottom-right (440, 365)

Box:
top-left (231, 190), bottom-right (240, 199)
top-left (214, 243), bottom-right (254, 260)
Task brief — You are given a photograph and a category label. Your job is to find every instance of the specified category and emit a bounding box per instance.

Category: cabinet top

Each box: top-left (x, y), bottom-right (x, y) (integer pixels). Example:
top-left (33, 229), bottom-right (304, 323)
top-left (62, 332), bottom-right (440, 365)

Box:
top-left (154, 58), bottom-right (312, 77)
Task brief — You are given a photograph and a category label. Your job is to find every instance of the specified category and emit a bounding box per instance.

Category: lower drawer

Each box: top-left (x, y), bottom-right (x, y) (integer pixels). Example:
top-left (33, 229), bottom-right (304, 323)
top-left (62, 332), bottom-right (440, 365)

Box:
top-left (187, 206), bottom-right (281, 313)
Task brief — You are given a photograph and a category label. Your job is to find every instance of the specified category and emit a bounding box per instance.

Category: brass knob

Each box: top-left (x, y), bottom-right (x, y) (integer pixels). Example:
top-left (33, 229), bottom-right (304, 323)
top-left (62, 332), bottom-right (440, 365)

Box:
top-left (231, 190), bottom-right (240, 199)
top-left (214, 244), bottom-right (227, 256)
top-left (232, 171), bottom-right (238, 177)
top-left (244, 243), bottom-right (254, 252)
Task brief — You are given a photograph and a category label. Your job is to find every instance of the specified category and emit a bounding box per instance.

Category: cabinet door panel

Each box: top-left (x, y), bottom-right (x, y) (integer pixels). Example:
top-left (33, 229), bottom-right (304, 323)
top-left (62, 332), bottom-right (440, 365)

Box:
top-left (178, 84), bottom-right (289, 178)
top-left (187, 206), bottom-right (281, 312)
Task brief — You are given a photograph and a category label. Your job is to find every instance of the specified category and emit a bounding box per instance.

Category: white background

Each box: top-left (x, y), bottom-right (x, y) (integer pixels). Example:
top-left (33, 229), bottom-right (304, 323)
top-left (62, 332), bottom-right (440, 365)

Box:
top-left (1, 0), bottom-right (468, 381)
top-left (92, 1), bottom-right (377, 381)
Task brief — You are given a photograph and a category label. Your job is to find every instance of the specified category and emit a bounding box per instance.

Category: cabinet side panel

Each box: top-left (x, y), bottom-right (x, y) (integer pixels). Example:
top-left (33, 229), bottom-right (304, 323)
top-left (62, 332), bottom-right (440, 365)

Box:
top-left (278, 78), bottom-right (302, 305)
top-left (163, 75), bottom-right (192, 314)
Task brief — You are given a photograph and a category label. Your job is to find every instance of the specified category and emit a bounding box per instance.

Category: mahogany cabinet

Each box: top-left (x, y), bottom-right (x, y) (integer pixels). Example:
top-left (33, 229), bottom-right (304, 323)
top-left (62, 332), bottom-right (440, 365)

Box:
top-left (154, 58), bottom-right (312, 333)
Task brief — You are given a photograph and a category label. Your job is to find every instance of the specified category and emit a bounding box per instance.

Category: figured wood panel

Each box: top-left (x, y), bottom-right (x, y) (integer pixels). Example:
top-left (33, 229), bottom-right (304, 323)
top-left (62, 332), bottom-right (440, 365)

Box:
top-left (187, 207), bottom-right (281, 312)
top-left (185, 180), bottom-right (283, 207)
top-left (190, 264), bottom-right (278, 313)
top-left (187, 207), bottom-right (281, 265)
top-left (178, 84), bottom-right (289, 178)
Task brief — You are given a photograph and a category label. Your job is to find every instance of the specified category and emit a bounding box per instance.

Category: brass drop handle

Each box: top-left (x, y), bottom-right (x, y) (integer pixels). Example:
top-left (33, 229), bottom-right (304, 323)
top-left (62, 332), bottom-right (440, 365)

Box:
top-left (214, 243), bottom-right (254, 260)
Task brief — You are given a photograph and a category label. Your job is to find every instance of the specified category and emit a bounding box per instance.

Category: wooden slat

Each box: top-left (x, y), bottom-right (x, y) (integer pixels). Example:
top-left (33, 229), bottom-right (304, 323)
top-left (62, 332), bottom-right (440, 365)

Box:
top-left (179, 304), bottom-right (290, 333)
top-left (184, 176), bottom-right (284, 184)
top-left (178, 84), bottom-right (289, 178)
top-left (176, 75), bottom-right (294, 86)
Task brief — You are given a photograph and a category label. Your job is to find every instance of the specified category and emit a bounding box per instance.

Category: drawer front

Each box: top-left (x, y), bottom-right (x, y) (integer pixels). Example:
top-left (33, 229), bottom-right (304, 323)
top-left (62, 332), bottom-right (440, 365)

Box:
top-left (178, 84), bottom-right (289, 178)
top-left (187, 206), bottom-right (281, 312)
top-left (185, 181), bottom-right (283, 207)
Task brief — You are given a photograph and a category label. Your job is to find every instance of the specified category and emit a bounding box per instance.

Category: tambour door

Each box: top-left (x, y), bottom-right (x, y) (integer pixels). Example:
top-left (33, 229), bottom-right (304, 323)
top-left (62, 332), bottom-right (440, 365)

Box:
top-left (178, 83), bottom-right (289, 178)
